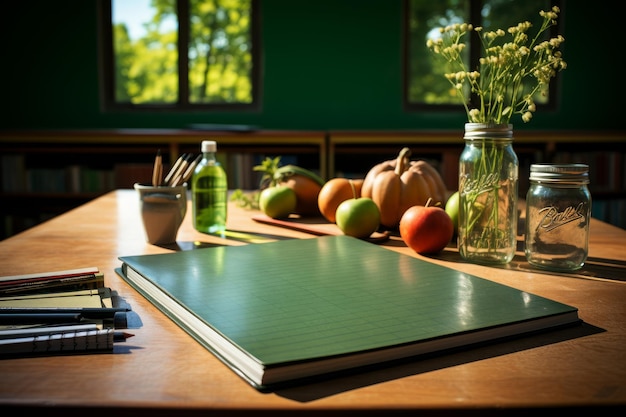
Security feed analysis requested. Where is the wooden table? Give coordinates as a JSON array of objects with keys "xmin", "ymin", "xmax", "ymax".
[{"xmin": 1, "ymin": 190, "xmax": 625, "ymax": 416}]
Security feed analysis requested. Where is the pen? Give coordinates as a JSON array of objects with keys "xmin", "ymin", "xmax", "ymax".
[
  {"xmin": 152, "ymin": 149, "xmax": 163, "ymax": 186},
  {"xmin": 0, "ymin": 311, "xmax": 129, "ymax": 328},
  {"xmin": 0, "ymin": 307, "xmax": 130, "ymax": 318},
  {"xmin": 0, "ymin": 307, "xmax": 130, "ymax": 327},
  {"xmin": 0, "ymin": 313, "xmax": 82, "ymax": 325},
  {"xmin": 164, "ymin": 153, "xmax": 186, "ymax": 185}
]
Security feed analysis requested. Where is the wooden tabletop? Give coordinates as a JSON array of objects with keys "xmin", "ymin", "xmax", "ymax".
[{"xmin": 1, "ymin": 190, "xmax": 625, "ymax": 416}]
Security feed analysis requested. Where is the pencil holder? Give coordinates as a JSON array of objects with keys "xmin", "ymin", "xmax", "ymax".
[{"xmin": 134, "ymin": 183, "xmax": 187, "ymax": 245}]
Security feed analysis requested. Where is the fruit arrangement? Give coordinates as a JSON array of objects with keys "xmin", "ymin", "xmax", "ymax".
[
  {"xmin": 250, "ymin": 156, "xmax": 325, "ymax": 218},
  {"xmin": 251, "ymin": 149, "xmax": 456, "ymax": 251}
]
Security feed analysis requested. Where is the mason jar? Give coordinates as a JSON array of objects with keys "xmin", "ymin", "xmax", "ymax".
[
  {"xmin": 458, "ymin": 123, "xmax": 519, "ymax": 265},
  {"xmin": 524, "ymin": 163, "xmax": 591, "ymax": 271}
]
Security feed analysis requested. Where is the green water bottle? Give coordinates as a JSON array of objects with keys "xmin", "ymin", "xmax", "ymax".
[{"xmin": 192, "ymin": 140, "xmax": 228, "ymax": 234}]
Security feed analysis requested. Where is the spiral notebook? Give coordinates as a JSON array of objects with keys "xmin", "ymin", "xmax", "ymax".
[{"xmin": 117, "ymin": 235, "xmax": 580, "ymax": 390}]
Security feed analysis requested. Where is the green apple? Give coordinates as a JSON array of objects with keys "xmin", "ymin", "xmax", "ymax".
[
  {"xmin": 445, "ymin": 191, "xmax": 459, "ymax": 233},
  {"xmin": 335, "ymin": 197, "xmax": 380, "ymax": 239},
  {"xmin": 259, "ymin": 186, "xmax": 297, "ymax": 219}
]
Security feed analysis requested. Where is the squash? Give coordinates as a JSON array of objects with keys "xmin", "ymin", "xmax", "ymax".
[{"xmin": 361, "ymin": 147, "xmax": 448, "ymax": 229}]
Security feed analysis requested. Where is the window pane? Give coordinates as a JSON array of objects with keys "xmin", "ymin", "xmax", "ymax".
[
  {"xmin": 112, "ymin": 0, "xmax": 178, "ymax": 104},
  {"xmin": 188, "ymin": 0, "xmax": 253, "ymax": 104},
  {"xmin": 407, "ymin": 0, "xmax": 557, "ymax": 106},
  {"xmin": 407, "ymin": 0, "xmax": 470, "ymax": 105},
  {"xmin": 481, "ymin": 0, "xmax": 554, "ymax": 104}
]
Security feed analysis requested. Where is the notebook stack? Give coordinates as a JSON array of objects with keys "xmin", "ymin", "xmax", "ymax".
[{"xmin": 0, "ymin": 267, "xmax": 134, "ymax": 356}]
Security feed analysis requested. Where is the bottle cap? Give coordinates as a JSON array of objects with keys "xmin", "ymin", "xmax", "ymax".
[{"xmin": 201, "ymin": 140, "xmax": 217, "ymax": 152}]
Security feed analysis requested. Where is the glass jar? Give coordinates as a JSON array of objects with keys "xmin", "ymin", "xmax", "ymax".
[
  {"xmin": 524, "ymin": 163, "xmax": 591, "ymax": 271},
  {"xmin": 458, "ymin": 123, "xmax": 519, "ymax": 265}
]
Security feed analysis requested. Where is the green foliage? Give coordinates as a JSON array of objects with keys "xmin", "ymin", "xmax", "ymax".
[
  {"xmin": 230, "ymin": 189, "xmax": 260, "ymax": 209},
  {"xmin": 252, "ymin": 156, "xmax": 282, "ymax": 188},
  {"xmin": 113, "ymin": 0, "xmax": 253, "ymax": 105},
  {"xmin": 407, "ymin": 0, "xmax": 470, "ymax": 105},
  {"xmin": 189, "ymin": 0, "xmax": 253, "ymax": 103},
  {"xmin": 407, "ymin": 0, "xmax": 555, "ymax": 106},
  {"xmin": 230, "ymin": 155, "xmax": 283, "ymax": 209},
  {"xmin": 114, "ymin": 24, "xmax": 134, "ymax": 102}
]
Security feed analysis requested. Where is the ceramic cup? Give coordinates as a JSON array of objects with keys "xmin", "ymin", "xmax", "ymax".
[{"xmin": 134, "ymin": 183, "xmax": 187, "ymax": 245}]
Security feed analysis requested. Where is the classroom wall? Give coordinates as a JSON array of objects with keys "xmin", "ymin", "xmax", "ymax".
[{"xmin": 1, "ymin": 0, "xmax": 622, "ymax": 132}]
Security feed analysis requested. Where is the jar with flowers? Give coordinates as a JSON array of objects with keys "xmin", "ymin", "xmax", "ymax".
[{"xmin": 426, "ymin": 6, "xmax": 567, "ymax": 264}]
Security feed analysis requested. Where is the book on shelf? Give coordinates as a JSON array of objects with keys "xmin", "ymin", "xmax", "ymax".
[
  {"xmin": 117, "ymin": 235, "xmax": 580, "ymax": 390},
  {"xmin": 0, "ymin": 156, "xmax": 117, "ymax": 194},
  {"xmin": 0, "ymin": 154, "xmax": 26, "ymax": 192},
  {"xmin": 114, "ymin": 163, "xmax": 156, "ymax": 189}
]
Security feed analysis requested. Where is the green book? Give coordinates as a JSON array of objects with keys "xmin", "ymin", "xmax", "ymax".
[{"xmin": 117, "ymin": 235, "xmax": 580, "ymax": 390}]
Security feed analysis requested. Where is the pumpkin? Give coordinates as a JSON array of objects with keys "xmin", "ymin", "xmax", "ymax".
[{"xmin": 361, "ymin": 147, "xmax": 448, "ymax": 229}]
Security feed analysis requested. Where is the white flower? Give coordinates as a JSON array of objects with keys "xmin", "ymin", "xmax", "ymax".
[{"xmin": 426, "ymin": 7, "xmax": 566, "ymax": 124}]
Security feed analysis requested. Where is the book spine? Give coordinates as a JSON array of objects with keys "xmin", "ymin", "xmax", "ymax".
[{"xmin": 0, "ymin": 273, "xmax": 104, "ymax": 295}]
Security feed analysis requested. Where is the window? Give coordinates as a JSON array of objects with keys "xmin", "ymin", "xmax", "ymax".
[
  {"xmin": 405, "ymin": 0, "xmax": 561, "ymax": 110},
  {"xmin": 100, "ymin": 0, "xmax": 260, "ymax": 111}
]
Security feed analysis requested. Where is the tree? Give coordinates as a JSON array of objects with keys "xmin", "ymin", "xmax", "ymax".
[{"xmin": 113, "ymin": 0, "xmax": 253, "ymax": 105}]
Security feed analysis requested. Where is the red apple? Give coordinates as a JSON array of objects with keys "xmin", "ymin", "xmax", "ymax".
[{"xmin": 399, "ymin": 201, "xmax": 454, "ymax": 254}]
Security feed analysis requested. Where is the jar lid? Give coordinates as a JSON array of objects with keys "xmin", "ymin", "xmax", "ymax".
[
  {"xmin": 464, "ymin": 123, "xmax": 513, "ymax": 140},
  {"xmin": 529, "ymin": 163, "xmax": 589, "ymax": 184}
]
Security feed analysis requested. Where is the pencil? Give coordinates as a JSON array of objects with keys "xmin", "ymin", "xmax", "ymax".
[
  {"xmin": 180, "ymin": 154, "xmax": 202, "ymax": 185},
  {"xmin": 114, "ymin": 331, "xmax": 135, "ymax": 342},
  {"xmin": 164, "ymin": 153, "xmax": 186, "ymax": 185},
  {"xmin": 170, "ymin": 153, "xmax": 194, "ymax": 187},
  {"xmin": 152, "ymin": 149, "xmax": 163, "ymax": 186}
]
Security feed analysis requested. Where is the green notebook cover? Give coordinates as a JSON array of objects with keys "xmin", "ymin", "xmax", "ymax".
[{"xmin": 117, "ymin": 235, "xmax": 579, "ymax": 389}]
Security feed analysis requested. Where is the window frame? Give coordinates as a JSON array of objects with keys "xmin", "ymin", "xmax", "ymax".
[
  {"xmin": 98, "ymin": 0, "xmax": 262, "ymax": 112},
  {"xmin": 403, "ymin": 0, "xmax": 563, "ymax": 113}
]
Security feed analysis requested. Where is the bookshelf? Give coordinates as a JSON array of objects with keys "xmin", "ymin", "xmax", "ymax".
[
  {"xmin": 0, "ymin": 129, "xmax": 326, "ymax": 239},
  {"xmin": 1, "ymin": 129, "xmax": 625, "ymax": 239}
]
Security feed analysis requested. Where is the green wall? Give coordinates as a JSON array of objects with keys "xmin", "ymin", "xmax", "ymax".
[{"xmin": 1, "ymin": 0, "xmax": 622, "ymax": 131}]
